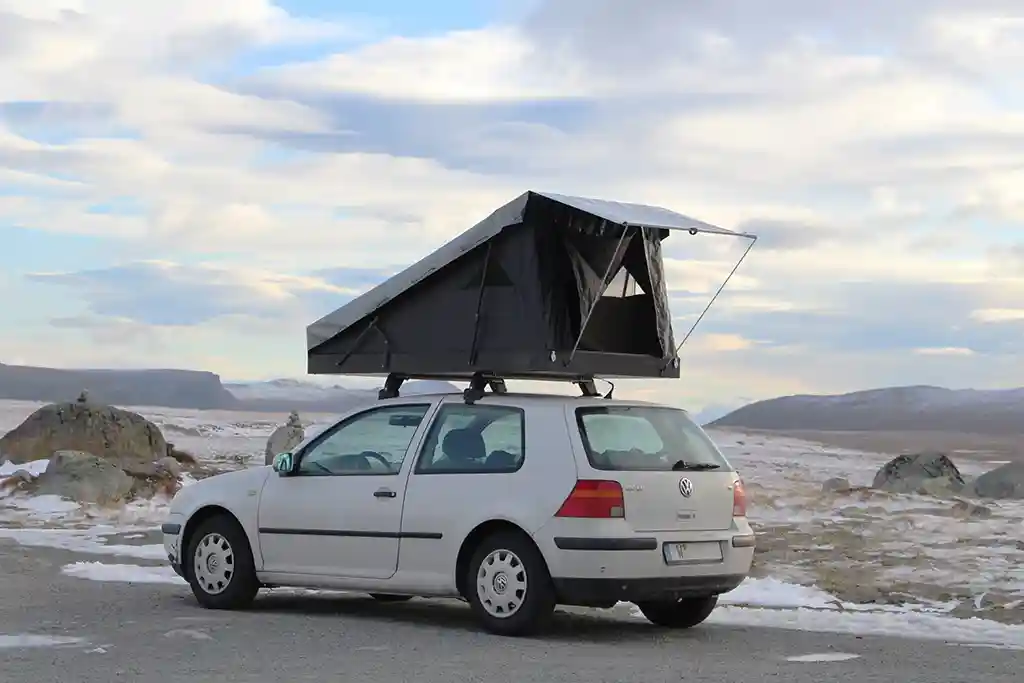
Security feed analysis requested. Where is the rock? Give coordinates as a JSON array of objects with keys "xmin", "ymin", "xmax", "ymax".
[
  {"xmin": 0, "ymin": 468, "xmax": 36, "ymax": 493},
  {"xmin": 33, "ymin": 450, "xmax": 134, "ymax": 505},
  {"xmin": 156, "ymin": 456, "xmax": 183, "ymax": 479},
  {"xmin": 951, "ymin": 499, "xmax": 992, "ymax": 519},
  {"xmin": 264, "ymin": 411, "xmax": 305, "ymax": 466},
  {"xmin": 968, "ymin": 461, "xmax": 1024, "ymax": 500},
  {"xmin": 822, "ymin": 477, "xmax": 852, "ymax": 493},
  {"xmin": 165, "ymin": 443, "xmax": 198, "ymax": 467},
  {"xmin": 0, "ymin": 400, "xmax": 167, "ymax": 465},
  {"xmin": 872, "ymin": 452, "xmax": 966, "ymax": 495},
  {"xmin": 120, "ymin": 456, "xmax": 183, "ymax": 499},
  {"xmin": 919, "ymin": 477, "xmax": 960, "ymax": 497}
]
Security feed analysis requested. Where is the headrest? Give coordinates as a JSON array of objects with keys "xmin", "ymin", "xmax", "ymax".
[{"xmin": 442, "ymin": 428, "xmax": 486, "ymax": 462}]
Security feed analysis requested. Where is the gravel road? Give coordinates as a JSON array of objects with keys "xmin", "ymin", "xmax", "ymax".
[{"xmin": 0, "ymin": 539, "xmax": 1020, "ymax": 682}]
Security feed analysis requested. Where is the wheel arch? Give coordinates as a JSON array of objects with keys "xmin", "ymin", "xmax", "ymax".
[
  {"xmin": 180, "ymin": 505, "xmax": 248, "ymax": 580},
  {"xmin": 454, "ymin": 519, "xmax": 550, "ymax": 598}
]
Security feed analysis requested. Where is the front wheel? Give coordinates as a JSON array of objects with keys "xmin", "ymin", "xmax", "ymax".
[
  {"xmin": 635, "ymin": 595, "xmax": 719, "ymax": 629},
  {"xmin": 465, "ymin": 531, "xmax": 556, "ymax": 637},
  {"xmin": 186, "ymin": 515, "xmax": 259, "ymax": 610}
]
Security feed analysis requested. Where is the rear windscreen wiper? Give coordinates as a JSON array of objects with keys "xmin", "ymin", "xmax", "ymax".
[{"xmin": 670, "ymin": 461, "xmax": 721, "ymax": 471}]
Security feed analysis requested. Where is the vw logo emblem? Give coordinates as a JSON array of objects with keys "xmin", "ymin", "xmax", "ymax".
[{"xmin": 678, "ymin": 477, "xmax": 694, "ymax": 497}]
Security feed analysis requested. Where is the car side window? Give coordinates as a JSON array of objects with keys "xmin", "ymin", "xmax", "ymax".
[
  {"xmin": 297, "ymin": 404, "xmax": 430, "ymax": 476},
  {"xmin": 415, "ymin": 404, "xmax": 525, "ymax": 474}
]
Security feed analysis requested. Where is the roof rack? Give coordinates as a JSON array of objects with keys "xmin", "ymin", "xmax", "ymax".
[{"xmin": 378, "ymin": 371, "xmax": 608, "ymax": 404}]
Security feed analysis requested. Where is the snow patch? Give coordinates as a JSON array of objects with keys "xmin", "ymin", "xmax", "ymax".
[
  {"xmin": 785, "ymin": 653, "xmax": 861, "ymax": 662},
  {"xmin": 0, "ymin": 458, "xmax": 49, "ymax": 478},
  {"xmin": 0, "ymin": 528, "xmax": 165, "ymax": 560},
  {"xmin": 62, "ymin": 561, "xmax": 185, "ymax": 585},
  {"xmin": 706, "ymin": 606, "xmax": 1024, "ymax": 650},
  {"xmin": 0, "ymin": 634, "xmax": 86, "ymax": 648},
  {"xmin": 721, "ymin": 577, "xmax": 839, "ymax": 610}
]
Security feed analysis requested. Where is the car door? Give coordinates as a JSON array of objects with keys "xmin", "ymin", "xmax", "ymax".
[
  {"xmin": 398, "ymin": 399, "xmax": 531, "ymax": 589},
  {"xmin": 257, "ymin": 401, "xmax": 436, "ymax": 579}
]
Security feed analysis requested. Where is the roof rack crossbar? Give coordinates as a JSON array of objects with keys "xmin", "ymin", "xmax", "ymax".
[{"xmin": 375, "ymin": 371, "xmax": 609, "ymax": 402}]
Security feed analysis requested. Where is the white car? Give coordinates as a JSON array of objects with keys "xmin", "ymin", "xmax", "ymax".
[{"xmin": 162, "ymin": 392, "xmax": 755, "ymax": 636}]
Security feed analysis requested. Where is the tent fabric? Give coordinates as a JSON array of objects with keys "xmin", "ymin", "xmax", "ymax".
[{"xmin": 306, "ymin": 191, "xmax": 749, "ymax": 381}]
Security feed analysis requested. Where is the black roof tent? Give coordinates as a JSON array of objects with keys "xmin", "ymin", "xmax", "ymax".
[{"xmin": 306, "ymin": 191, "xmax": 756, "ymax": 398}]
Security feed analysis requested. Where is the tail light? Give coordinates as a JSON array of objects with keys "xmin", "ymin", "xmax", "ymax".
[
  {"xmin": 732, "ymin": 478, "xmax": 747, "ymax": 517},
  {"xmin": 555, "ymin": 480, "xmax": 625, "ymax": 519}
]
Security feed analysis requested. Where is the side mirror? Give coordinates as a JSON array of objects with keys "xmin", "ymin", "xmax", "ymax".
[{"xmin": 272, "ymin": 452, "xmax": 295, "ymax": 476}]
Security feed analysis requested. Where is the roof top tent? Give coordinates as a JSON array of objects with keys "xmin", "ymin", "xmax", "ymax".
[{"xmin": 306, "ymin": 191, "xmax": 756, "ymax": 399}]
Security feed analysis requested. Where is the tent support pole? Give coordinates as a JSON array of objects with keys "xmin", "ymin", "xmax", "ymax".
[
  {"xmin": 468, "ymin": 241, "xmax": 493, "ymax": 366},
  {"xmin": 335, "ymin": 316, "xmax": 382, "ymax": 369},
  {"xmin": 665, "ymin": 235, "xmax": 757, "ymax": 370},
  {"xmin": 566, "ymin": 226, "xmax": 631, "ymax": 365}
]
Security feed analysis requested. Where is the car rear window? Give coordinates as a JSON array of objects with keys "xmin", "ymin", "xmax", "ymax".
[{"xmin": 575, "ymin": 406, "xmax": 732, "ymax": 472}]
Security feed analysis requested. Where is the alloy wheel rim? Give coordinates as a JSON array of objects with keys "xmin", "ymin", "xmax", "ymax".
[
  {"xmin": 193, "ymin": 532, "xmax": 235, "ymax": 595},
  {"xmin": 476, "ymin": 548, "xmax": 528, "ymax": 618}
]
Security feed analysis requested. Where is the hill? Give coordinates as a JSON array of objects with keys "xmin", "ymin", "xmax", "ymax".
[
  {"xmin": 224, "ymin": 378, "xmax": 458, "ymax": 413},
  {"xmin": 708, "ymin": 385, "xmax": 1024, "ymax": 435},
  {"xmin": 0, "ymin": 363, "xmax": 458, "ymax": 413},
  {"xmin": 0, "ymin": 362, "xmax": 239, "ymax": 410}
]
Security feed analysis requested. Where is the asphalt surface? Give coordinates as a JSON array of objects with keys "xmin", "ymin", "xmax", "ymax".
[{"xmin": 0, "ymin": 538, "xmax": 1020, "ymax": 682}]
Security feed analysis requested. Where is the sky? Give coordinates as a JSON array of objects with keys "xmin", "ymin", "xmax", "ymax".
[{"xmin": 1, "ymin": 0, "xmax": 1023, "ymax": 413}]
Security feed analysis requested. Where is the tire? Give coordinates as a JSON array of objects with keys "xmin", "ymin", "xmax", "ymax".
[
  {"xmin": 185, "ymin": 514, "xmax": 259, "ymax": 610},
  {"xmin": 465, "ymin": 531, "xmax": 555, "ymax": 637},
  {"xmin": 635, "ymin": 595, "xmax": 719, "ymax": 629},
  {"xmin": 370, "ymin": 593, "xmax": 413, "ymax": 603}
]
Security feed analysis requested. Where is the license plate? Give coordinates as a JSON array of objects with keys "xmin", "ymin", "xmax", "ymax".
[{"xmin": 663, "ymin": 542, "xmax": 724, "ymax": 564}]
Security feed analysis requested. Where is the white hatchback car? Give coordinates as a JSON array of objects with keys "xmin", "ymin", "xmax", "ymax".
[{"xmin": 162, "ymin": 392, "xmax": 755, "ymax": 636}]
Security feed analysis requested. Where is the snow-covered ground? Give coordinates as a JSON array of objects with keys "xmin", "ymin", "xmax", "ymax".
[
  {"xmin": 2, "ymin": 399, "xmax": 1023, "ymax": 649},
  {"xmin": 711, "ymin": 430, "xmax": 1024, "ymax": 619}
]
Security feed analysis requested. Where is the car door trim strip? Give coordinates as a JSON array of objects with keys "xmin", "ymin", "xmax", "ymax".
[{"xmin": 258, "ymin": 527, "xmax": 442, "ymax": 540}]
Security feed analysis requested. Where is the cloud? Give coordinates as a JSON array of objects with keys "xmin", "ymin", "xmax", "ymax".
[
  {"xmin": 914, "ymin": 347, "xmax": 975, "ymax": 356},
  {"xmin": 2, "ymin": 1, "xmax": 1024, "ymax": 405},
  {"xmin": 26, "ymin": 261, "xmax": 365, "ymax": 326}
]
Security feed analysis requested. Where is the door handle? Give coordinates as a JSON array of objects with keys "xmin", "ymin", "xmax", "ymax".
[{"xmin": 374, "ymin": 488, "xmax": 396, "ymax": 499}]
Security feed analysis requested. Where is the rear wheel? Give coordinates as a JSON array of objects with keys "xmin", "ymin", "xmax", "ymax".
[
  {"xmin": 370, "ymin": 593, "xmax": 413, "ymax": 603},
  {"xmin": 186, "ymin": 515, "xmax": 259, "ymax": 610},
  {"xmin": 635, "ymin": 595, "xmax": 718, "ymax": 629},
  {"xmin": 465, "ymin": 531, "xmax": 555, "ymax": 636}
]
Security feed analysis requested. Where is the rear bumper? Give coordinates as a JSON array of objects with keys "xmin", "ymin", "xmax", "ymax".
[
  {"xmin": 536, "ymin": 521, "xmax": 756, "ymax": 581},
  {"xmin": 554, "ymin": 574, "xmax": 745, "ymax": 605}
]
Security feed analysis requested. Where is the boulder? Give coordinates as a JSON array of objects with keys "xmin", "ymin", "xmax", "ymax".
[
  {"xmin": 264, "ymin": 411, "xmax": 305, "ymax": 466},
  {"xmin": 165, "ymin": 442, "xmax": 198, "ymax": 467},
  {"xmin": 821, "ymin": 477, "xmax": 852, "ymax": 493},
  {"xmin": 33, "ymin": 450, "xmax": 134, "ymax": 505},
  {"xmin": 125, "ymin": 456, "xmax": 183, "ymax": 499},
  {"xmin": 0, "ymin": 400, "xmax": 167, "ymax": 465},
  {"xmin": 872, "ymin": 452, "xmax": 966, "ymax": 495},
  {"xmin": 0, "ymin": 468, "xmax": 35, "ymax": 493},
  {"xmin": 968, "ymin": 461, "xmax": 1024, "ymax": 500},
  {"xmin": 951, "ymin": 498, "xmax": 992, "ymax": 519}
]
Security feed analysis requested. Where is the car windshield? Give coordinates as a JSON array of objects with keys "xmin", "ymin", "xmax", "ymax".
[{"xmin": 575, "ymin": 406, "xmax": 732, "ymax": 472}]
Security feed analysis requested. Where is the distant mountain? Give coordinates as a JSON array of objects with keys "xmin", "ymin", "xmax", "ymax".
[
  {"xmin": 690, "ymin": 403, "xmax": 742, "ymax": 426},
  {"xmin": 709, "ymin": 385, "xmax": 1024, "ymax": 435},
  {"xmin": 225, "ymin": 378, "xmax": 459, "ymax": 413},
  {"xmin": 0, "ymin": 362, "xmax": 239, "ymax": 410},
  {"xmin": 0, "ymin": 363, "xmax": 459, "ymax": 413}
]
